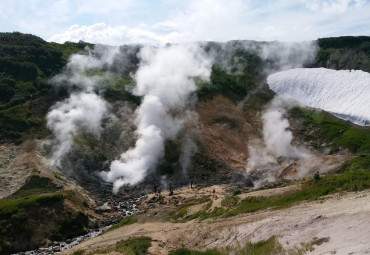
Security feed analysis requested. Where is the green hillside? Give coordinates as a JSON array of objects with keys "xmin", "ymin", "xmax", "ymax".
[{"xmin": 0, "ymin": 32, "xmax": 91, "ymax": 143}]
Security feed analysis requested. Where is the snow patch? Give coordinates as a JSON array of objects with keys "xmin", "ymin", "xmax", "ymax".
[{"xmin": 267, "ymin": 68, "xmax": 370, "ymax": 126}]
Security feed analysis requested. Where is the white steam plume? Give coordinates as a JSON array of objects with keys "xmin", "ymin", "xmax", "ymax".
[
  {"xmin": 47, "ymin": 93, "xmax": 108, "ymax": 166},
  {"xmin": 100, "ymin": 44, "xmax": 212, "ymax": 193},
  {"xmin": 51, "ymin": 45, "xmax": 120, "ymax": 92},
  {"xmin": 267, "ymin": 68, "xmax": 370, "ymax": 126},
  {"xmin": 262, "ymin": 97, "xmax": 310, "ymax": 159},
  {"xmin": 47, "ymin": 46, "xmax": 120, "ymax": 165},
  {"xmin": 246, "ymin": 97, "xmax": 311, "ymax": 175},
  {"xmin": 180, "ymin": 134, "xmax": 198, "ymax": 178},
  {"xmin": 259, "ymin": 41, "xmax": 318, "ymax": 74}
]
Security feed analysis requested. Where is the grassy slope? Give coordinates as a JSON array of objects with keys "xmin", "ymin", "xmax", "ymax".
[
  {"xmin": 73, "ymin": 236, "xmax": 151, "ymax": 255},
  {"xmin": 0, "ymin": 32, "xmax": 91, "ymax": 143},
  {"xmin": 169, "ymin": 170, "xmax": 370, "ymax": 222},
  {"xmin": 0, "ymin": 190, "xmax": 83, "ymax": 253},
  {"xmin": 290, "ymin": 107, "xmax": 370, "ymax": 153},
  {"xmin": 289, "ymin": 107, "xmax": 370, "ymax": 171},
  {"xmin": 0, "ymin": 176, "xmax": 89, "ymax": 254},
  {"xmin": 170, "ymin": 236, "xmax": 284, "ymax": 255}
]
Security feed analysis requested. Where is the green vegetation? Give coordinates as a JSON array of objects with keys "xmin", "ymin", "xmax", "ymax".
[
  {"xmin": 221, "ymin": 195, "xmax": 240, "ymax": 208},
  {"xmin": 341, "ymin": 155, "xmax": 370, "ymax": 172},
  {"xmin": 315, "ymin": 36, "xmax": 370, "ymax": 71},
  {"xmin": 52, "ymin": 211, "xmax": 89, "ymax": 241},
  {"xmin": 318, "ymin": 36, "xmax": 370, "ymax": 49},
  {"xmin": 10, "ymin": 175, "xmax": 59, "ymax": 198},
  {"xmin": 225, "ymin": 170, "xmax": 370, "ymax": 217},
  {"xmin": 0, "ymin": 102, "xmax": 47, "ymax": 143},
  {"xmin": 50, "ymin": 41, "xmax": 92, "ymax": 61},
  {"xmin": 0, "ymin": 190, "xmax": 89, "ymax": 254},
  {"xmin": 232, "ymin": 188, "xmax": 242, "ymax": 196},
  {"xmin": 170, "ymin": 235, "xmax": 330, "ymax": 255},
  {"xmin": 183, "ymin": 201, "xmax": 213, "ymax": 221},
  {"xmin": 86, "ymin": 237, "xmax": 151, "ymax": 255},
  {"xmin": 170, "ymin": 197, "xmax": 213, "ymax": 222},
  {"xmin": 0, "ymin": 191, "xmax": 65, "ymax": 214},
  {"xmin": 0, "ymin": 32, "xmax": 93, "ymax": 143},
  {"xmin": 170, "ymin": 248, "xmax": 221, "ymax": 255},
  {"xmin": 223, "ymin": 236, "xmax": 283, "ymax": 255},
  {"xmin": 104, "ymin": 215, "xmax": 138, "ymax": 233},
  {"xmin": 102, "ymin": 74, "xmax": 140, "ymax": 104},
  {"xmin": 291, "ymin": 107, "xmax": 370, "ymax": 154},
  {"xmin": 197, "ymin": 66, "xmax": 257, "ymax": 100},
  {"xmin": 0, "ymin": 191, "xmax": 65, "ymax": 253},
  {"xmin": 170, "ymin": 236, "xmax": 283, "ymax": 255},
  {"xmin": 178, "ymin": 170, "xmax": 370, "ymax": 221}
]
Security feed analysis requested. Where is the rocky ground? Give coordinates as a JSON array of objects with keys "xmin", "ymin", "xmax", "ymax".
[{"xmin": 62, "ymin": 184, "xmax": 370, "ymax": 255}]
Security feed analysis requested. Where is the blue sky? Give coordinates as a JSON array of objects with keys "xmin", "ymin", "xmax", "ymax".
[{"xmin": 0, "ymin": 0, "xmax": 369, "ymax": 45}]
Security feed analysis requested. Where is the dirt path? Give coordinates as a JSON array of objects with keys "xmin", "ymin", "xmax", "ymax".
[{"xmin": 63, "ymin": 187, "xmax": 370, "ymax": 255}]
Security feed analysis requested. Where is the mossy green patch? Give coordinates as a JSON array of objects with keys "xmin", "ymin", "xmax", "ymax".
[
  {"xmin": 0, "ymin": 191, "xmax": 69, "ymax": 253},
  {"xmin": 0, "ymin": 192, "xmax": 66, "ymax": 214},
  {"xmin": 103, "ymin": 215, "xmax": 138, "ymax": 233},
  {"xmin": 197, "ymin": 66, "xmax": 257, "ymax": 101},
  {"xmin": 87, "ymin": 237, "xmax": 151, "ymax": 255},
  {"xmin": 52, "ymin": 211, "xmax": 89, "ymax": 240},
  {"xmin": 291, "ymin": 107, "xmax": 370, "ymax": 154},
  {"xmin": 341, "ymin": 155, "xmax": 370, "ymax": 172},
  {"xmin": 221, "ymin": 195, "xmax": 240, "ymax": 208},
  {"xmin": 11, "ymin": 175, "xmax": 60, "ymax": 198},
  {"xmin": 170, "ymin": 236, "xmax": 283, "ymax": 255}
]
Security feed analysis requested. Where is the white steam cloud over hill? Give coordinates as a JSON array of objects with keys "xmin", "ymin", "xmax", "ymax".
[
  {"xmin": 100, "ymin": 44, "xmax": 212, "ymax": 193},
  {"xmin": 267, "ymin": 68, "xmax": 370, "ymax": 126},
  {"xmin": 46, "ymin": 46, "xmax": 118, "ymax": 166}
]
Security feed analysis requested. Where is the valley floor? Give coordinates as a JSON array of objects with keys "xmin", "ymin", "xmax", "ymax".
[{"xmin": 63, "ymin": 185, "xmax": 370, "ymax": 255}]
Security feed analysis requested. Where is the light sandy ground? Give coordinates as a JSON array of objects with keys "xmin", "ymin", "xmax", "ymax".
[
  {"xmin": 63, "ymin": 186, "xmax": 370, "ymax": 255},
  {"xmin": 0, "ymin": 141, "xmax": 34, "ymax": 198}
]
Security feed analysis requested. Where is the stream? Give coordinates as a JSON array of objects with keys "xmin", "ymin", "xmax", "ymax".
[{"xmin": 13, "ymin": 196, "xmax": 145, "ymax": 255}]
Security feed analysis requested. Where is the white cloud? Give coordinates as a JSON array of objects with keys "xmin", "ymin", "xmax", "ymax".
[
  {"xmin": 0, "ymin": 0, "xmax": 135, "ymax": 36},
  {"xmin": 49, "ymin": 23, "xmax": 180, "ymax": 45},
  {"xmin": 76, "ymin": 0, "xmax": 135, "ymax": 15},
  {"xmin": 304, "ymin": 0, "xmax": 366, "ymax": 14},
  {"xmin": 153, "ymin": 21, "xmax": 178, "ymax": 31},
  {"xmin": 2, "ymin": 0, "xmax": 370, "ymax": 44}
]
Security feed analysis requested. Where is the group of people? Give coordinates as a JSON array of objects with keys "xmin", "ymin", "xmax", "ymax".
[
  {"xmin": 154, "ymin": 183, "xmax": 174, "ymax": 196},
  {"xmin": 153, "ymin": 172, "xmax": 320, "ymax": 199}
]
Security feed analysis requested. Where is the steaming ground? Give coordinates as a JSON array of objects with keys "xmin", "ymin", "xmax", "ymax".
[
  {"xmin": 267, "ymin": 68, "xmax": 370, "ymax": 126},
  {"xmin": 246, "ymin": 96, "xmax": 312, "ymax": 185},
  {"xmin": 44, "ymin": 40, "xmax": 319, "ymax": 194},
  {"xmin": 100, "ymin": 44, "xmax": 212, "ymax": 193},
  {"xmin": 44, "ymin": 42, "xmax": 214, "ymax": 193}
]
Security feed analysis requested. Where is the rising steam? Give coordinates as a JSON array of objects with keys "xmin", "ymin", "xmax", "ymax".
[
  {"xmin": 100, "ymin": 44, "xmax": 212, "ymax": 193},
  {"xmin": 262, "ymin": 97, "xmax": 310, "ymax": 159},
  {"xmin": 47, "ymin": 93, "xmax": 108, "ymax": 166},
  {"xmin": 246, "ymin": 97, "xmax": 311, "ymax": 177},
  {"xmin": 47, "ymin": 46, "xmax": 119, "ymax": 166}
]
